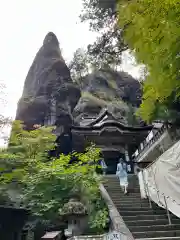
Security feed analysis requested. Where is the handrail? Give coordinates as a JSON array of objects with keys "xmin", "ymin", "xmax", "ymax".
[
  {"xmin": 142, "ymin": 171, "xmax": 171, "ymax": 225},
  {"xmin": 144, "ymin": 184, "xmax": 180, "ymax": 207},
  {"xmin": 141, "ymin": 135, "xmax": 178, "ymax": 171},
  {"xmin": 141, "ymin": 169, "xmax": 180, "ymax": 225},
  {"xmin": 133, "ymin": 124, "xmax": 171, "ymax": 161}
]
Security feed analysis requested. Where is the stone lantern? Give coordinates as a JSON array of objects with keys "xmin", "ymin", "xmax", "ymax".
[{"xmin": 59, "ymin": 198, "xmax": 88, "ymax": 237}]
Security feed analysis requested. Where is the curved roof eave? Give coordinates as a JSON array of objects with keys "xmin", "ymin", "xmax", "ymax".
[{"xmin": 72, "ymin": 120, "xmax": 153, "ymax": 132}]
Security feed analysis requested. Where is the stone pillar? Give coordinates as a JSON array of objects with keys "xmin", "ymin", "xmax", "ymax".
[
  {"xmin": 139, "ymin": 171, "xmax": 147, "ymax": 199},
  {"xmin": 125, "ymin": 145, "xmax": 132, "ymax": 173},
  {"xmin": 125, "ymin": 145, "xmax": 130, "ymax": 162}
]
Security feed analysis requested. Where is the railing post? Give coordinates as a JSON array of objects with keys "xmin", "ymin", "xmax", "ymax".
[
  {"xmin": 163, "ymin": 195, "xmax": 172, "ymax": 225},
  {"xmin": 151, "ymin": 169, "xmax": 161, "ymax": 204},
  {"xmin": 142, "ymin": 171, "xmax": 152, "ymax": 208},
  {"xmin": 145, "ymin": 183, "xmax": 152, "ymax": 209}
]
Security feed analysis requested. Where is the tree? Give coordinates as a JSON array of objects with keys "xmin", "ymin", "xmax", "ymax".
[
  {"xmin": 126, "ymin": 104, "xmax": 140, "ymax": 126},
  {"xmin": 0, "ymin": 121, "xmax": 108, "ymax": 232},
  {"xmin": 118, "ymin": 0, "xmax": 180, "ymax": 123},
  {"xmin": 80, "ymin": 0, "xmax": 127, "ymax": 68},
  {"xmin": 0, "ymin": 115, "xmax": 11, "ymax": 132},
  {"xmin": 0, "ymin": 83, "xmax": 12, "ymax": 145},
  {"xmin": 80, "ymin": 0, "xmax": 116, "ymax": 31},
  {"xmin": 69, "ymin": 48, "xmax": 89, "ymax": 84}
]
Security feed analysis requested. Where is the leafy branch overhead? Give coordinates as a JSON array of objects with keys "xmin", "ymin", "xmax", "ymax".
[
  {"xmin": 80, "ymin": 0, "xmax": 127, "ymax": 69},
  {"xmin": 118, "ymin": 0, "xmax": 180, "ymax": 123}
]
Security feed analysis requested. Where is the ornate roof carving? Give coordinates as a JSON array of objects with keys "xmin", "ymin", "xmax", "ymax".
[{"xmin": 72, "ymin": 108, "xmax": 153, "ymax": 132}]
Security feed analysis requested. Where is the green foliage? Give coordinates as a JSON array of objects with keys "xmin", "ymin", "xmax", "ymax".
[
  {"xmin": 88, "ymin": 207, "xmax": 109, "ymax": 235},
  {"xmin": 108, "ymin": 79, "xmax": 118, "ymax": 90},
  {"xmin": 81, "ymin": 92, "xmax": 108, "ymax": 106},
  {"xmin": 80, "ymin": 0, "xmax": 116, "ymax": 31},
  {"xmin": 0, "ymin": 83, "xmax": 12, "ymax": 144},
  {"xmin": 80, "ymin": 0, "xmax": 126, "ymax": 68},
  {"xmin": 69, "ymin": 48, "xmax": 89, "ymax": 84},
  {"xmin": 126, "ymin": 104, "xmax": 139, "ymax": 126},
  {"xmin": 118, "ymin": 0, "xmax": 180, "ymax": 122},
  {"xmin": 82, "ymin": 91, "xmax": 121, "ymax": 106},
  {"xmin": 0, "ymin": 115, "xmax": 11, "ymax": 129},
  {"xmin": 0, "ymin": 121, "xmax": 108, "ymax": 232}
]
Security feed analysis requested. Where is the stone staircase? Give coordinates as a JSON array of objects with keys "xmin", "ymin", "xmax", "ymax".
[
  {"xmin": 69, "ymin": 235, "xmax": 104, "ymax": 240},
  {"xmin": 103, "ymin": 175, "xmax": 180, "ymax": 240}
]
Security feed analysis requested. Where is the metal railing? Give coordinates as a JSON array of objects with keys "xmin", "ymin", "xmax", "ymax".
[
  {"xmin": 133, "ymin": 124, "xmax": 171, "ymax": 161},
  {"xmin": 141, "ymin": 169, "xmax": 180, "ymax": 225}
]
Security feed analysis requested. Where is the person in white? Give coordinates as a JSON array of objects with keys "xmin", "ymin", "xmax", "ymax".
[{"xmin": 116, "ymin": 158, "xmax": 128, "ymax": 194}]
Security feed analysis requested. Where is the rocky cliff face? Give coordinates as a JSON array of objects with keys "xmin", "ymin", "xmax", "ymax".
[
  {"xmin": 16, "ymin": 32, "xmax": 81, "ymax": 130},
  {"xmin": 73, "ymin": 69, "xmax": 142, "ymax": 126},
  {"xmin": 16, "ymin": 33, "xmax": 142, "ymax": 132}
]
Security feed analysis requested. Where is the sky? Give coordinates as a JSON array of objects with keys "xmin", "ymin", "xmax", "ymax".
[{"xmin": 0, "ymin": 0, "xmax": 140, "ymax": 144}]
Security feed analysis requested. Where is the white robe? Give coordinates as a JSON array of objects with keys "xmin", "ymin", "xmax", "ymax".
[{"xmin": 116, "ymin": 163, "xmax": 128, "ymax": 187}]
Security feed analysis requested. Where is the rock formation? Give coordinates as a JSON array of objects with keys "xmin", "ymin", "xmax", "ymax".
[
  {"xmin": 16, "ymin": 32, "xmax": 81, "ymax": 131},
  {"xmin": 16, "ymin": 32, "xmax": 143, "ymax": 145},
  {"xmin": 73, "ymin": 69, "xmax": 142, "ymax": 126}
]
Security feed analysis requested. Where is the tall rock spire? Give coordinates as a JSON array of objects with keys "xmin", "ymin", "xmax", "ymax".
[{"xmin": 16, "ymin": 32, "xmax": 81, "ymax": 130}]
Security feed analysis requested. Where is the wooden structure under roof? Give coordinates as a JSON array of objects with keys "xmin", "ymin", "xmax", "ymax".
[{"xmin": 71, "ymin": 109, "xmax": 153, "ymax": 174}]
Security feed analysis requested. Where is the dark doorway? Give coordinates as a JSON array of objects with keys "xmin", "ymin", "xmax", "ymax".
[
  {"xmin": 104, "ymin": 157, "xmax": 119, "ymax": 174},
  {"xmin": 103, "ymin": 151, "xmax": 124, "ymax": 175}
]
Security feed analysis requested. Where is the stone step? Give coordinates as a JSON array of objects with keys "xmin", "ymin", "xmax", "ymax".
[
  {"xmin": 103, "ymin": 183, "xmax": 118, "ymax": 185},
  {"xmin": 115, "ymin": 203, "xmax": 150, "ymax": 208},
  {"xmin": 119, "ymin": 210, "xmax": 166, "ymax": 216},
  {"xmin": 104, "ymin": 180, "xmax": 139, "ymax": 183},
  {"xmin": 111, "ymin": 198, "xmax": 142, "ymax": 202},
  {"xmin": 108, "ymin": 193, "xmax": 141, "ymax": 197},
  {"xmin": 114, "ymin": 202, "xmax": 149, "ymax": 207},
  {"xmin": 110, "ymin": 194, "xmax": 142, "ymax": 198},
  {"xmin": 132, "ymin": 230, "xmax": 180, "ymax": 239},
  {"xmin": 105, "ymin": 175, "xmax": 138, "ymax": 178},
  {"xmin": 112, "ymin": 198, "xmax": 147, "ymax": 203},
  {"xmin": 109, "ymin": 191, "xmax": 141, "ymax": 195},
  {"xmin": 107, "ymin": 188, "xmax": 139, "ymax": 191},
  {"xmin": 135, "ymin": 237, "xmax": 180, "ymax": 240},
  {"xmin": 106, "ymin": 189, "xmax": 140, "ymax": 193},
  {"xmin": 104, "ymin": 181, "xmax": 139, "ymax": 184},
  {"xmin": 117, "ymin": 208, "xmax": 167, "ymax": 213},
  {"xmin": 112, "ymin": 198, "xmax": 145, "ymax": 202},
  {"xmin": 104, "ymin": 176, "xmax": 180, "ymax": 240},
  {"xmin": 102, "ymin": 178, "xmax": 139, "ymax": 186},
  {"xmin": 113, "ymin": 199, "xmax": 146, "ymax": 202},
  {"xmin": 112, "ymin": 199, "xmax": 148, "ymax": 203},
  {"xmin": 105, "ymin": 184, "xmax": 139, "ymax": 188},
  {"xmin": 123, "ymin": 215, "xmax": 179, "ymax": 221},
  {"xmin": 126, "ymin": 219, "xmax": 180, "ymax": 227},
  {"xmin": 115, "ymin": 200, "xmax": 155, "ymax": 205},
  {"xmin": 113, "ymin": 201, "xmax": 150, "ymax": 206},
  {"xmin": 104, "ymin": 186, "xmax": 140, "ymax": 190},
  {"xmin": 104, "ymin": 183, "xmax": 139, "ymax": 186},
  {"xmin": 107, "ymin": 193, "xmax": 141, "ymax": 196},
  {"xmin": 117, "ymin": 207, "xmax": 164, "ymax": 211},
  {"xmin": 111, "ymin": 195, "xmax": 142, "ymax": 203},
  {"xmin": 130, "ymin": 224, "xmax": 180, "ymax": 233},
  {"xmin": 108, "ymin": 189, "xmax": 140, "ymax": 192},
  {"xmin": 119, "ymin": 206, "xmax": 166, "ymax": 211}
]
